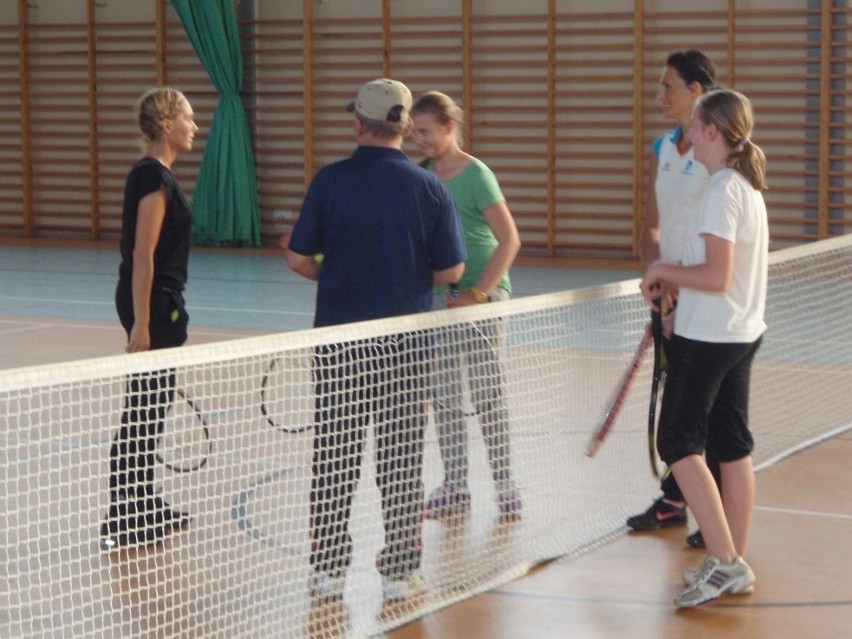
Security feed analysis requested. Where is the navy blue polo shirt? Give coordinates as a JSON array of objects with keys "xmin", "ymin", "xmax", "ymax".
[{"xmin": 289, "ymin": 146, "xmax": 466, "ymax": 328}]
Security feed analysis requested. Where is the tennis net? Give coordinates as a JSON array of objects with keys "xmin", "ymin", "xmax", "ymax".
[{"xmin": 1, "ymin": 234, "xmax": 851, "ymax": 638}]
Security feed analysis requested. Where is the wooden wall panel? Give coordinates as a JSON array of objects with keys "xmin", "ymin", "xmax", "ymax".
[
  {"xmin": 0, "ymin": 1, "xmax": 848, "ymax": 261},
  {"xmin": 0, "ymin": 23, "xmax": 23, "ymax": 234}
]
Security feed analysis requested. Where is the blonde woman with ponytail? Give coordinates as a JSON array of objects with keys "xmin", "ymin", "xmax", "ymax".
[{"xmin": 639, "ymin": 89, "xmax": 768, "ymax": 608}]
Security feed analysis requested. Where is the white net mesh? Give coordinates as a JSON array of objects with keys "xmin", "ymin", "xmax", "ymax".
[{"xmin": 2, "ymin": 235, "xmax": 851, "ymax": 638}]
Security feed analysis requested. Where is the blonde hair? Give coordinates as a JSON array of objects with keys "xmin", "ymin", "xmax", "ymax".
[
  {"xmin": 410, "ymin": 91, "xmax": 464, "ymax": 146},
  {"xmin": 697, "ymin": 89, "xmax": 767, "ymax": 191},
  {"xmin": 134, "ymin": 87, "xmax": 187, "ymax": 146}
]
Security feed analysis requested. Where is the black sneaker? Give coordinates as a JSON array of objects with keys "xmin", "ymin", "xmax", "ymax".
[
  {"xmin": 100, "ymin": 492, "xmax": 191, "ymax": 551},
  {"xmin": 147, "ymin": 495, "xmax": 192, "ymax": 531},
  {"xmin": 626, "ymin": 497, "xmax": 687, "ymax": 531},
  {"xmin": 686, "ymin": 529, "xmax": 705, "ymax": 549}
]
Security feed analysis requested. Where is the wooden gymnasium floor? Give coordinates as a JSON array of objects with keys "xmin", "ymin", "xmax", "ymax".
[{"xmin": 1, "ymin": 242, "xmax": 851, "ymax": 638}]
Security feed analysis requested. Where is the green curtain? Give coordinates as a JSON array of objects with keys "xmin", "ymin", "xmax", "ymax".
[{"xmin": 171, "ymin": 0, "xmax": 261, "ymax": 247}]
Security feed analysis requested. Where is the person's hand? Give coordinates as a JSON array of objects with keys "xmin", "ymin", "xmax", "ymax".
[
  {"xmin": 639, "ymin": 263, "xmax": 664, "ymax": 310},
  {"xmin": 640, "ymin": 262, "xmax": 680, "ymax": 312},
  {"xmin": 447, "ymin": 289, "xmax": 478, "ymax": 308},
  {"xmin": 126, "ymin": 323, "xmax": 151, "ymax": 353}
]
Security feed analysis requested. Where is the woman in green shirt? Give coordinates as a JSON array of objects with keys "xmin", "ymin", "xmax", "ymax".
[{"xmin": 411, "ymin": 91, "xmax": 523, "ymax": 518}]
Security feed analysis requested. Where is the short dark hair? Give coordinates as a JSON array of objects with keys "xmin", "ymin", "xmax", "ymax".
[{"xmin": 666, "ymin": 50, "xmax": 717, "ymax": 92}]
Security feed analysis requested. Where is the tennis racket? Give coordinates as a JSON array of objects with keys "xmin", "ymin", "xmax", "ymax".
[
  {"xmin": 460, "ymin": 320, "xmax": 500, "ymax": 417},
  {"xmin": 156, "ymin": 387, "xmax": 212, "ymax": 473},
  {"xmin": 260, "ymin": 352, "xmax": 315, "ymax": 433},
  {"xmin": 432, "ymin": 296, "xmax": 502, "ymax": 418},
  {"xmin": 647, "ymin": 308, "xmax": 666, "ymax": 478},
  {"xmin": 586, "ymin": 330, "xmax": 652, "ymax": 457}
]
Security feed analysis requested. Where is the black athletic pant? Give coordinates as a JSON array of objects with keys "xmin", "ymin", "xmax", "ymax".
[
  {"xmin": 310, "ymin": 335, "xmax": 428, "ymax": 579},
  {"xmin": 110, "ymin": 280, "xmax": 188, "ymax": 496}
]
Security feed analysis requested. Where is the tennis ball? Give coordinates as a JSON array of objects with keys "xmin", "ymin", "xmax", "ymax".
[{"xmin": 314, "ymin": 253, "xmax": 324, "ymax": 264}]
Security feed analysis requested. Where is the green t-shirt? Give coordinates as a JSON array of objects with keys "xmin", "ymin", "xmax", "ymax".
[{"xmin": 428, "ymin": 158, "xmax": 512, "ymax": 294}]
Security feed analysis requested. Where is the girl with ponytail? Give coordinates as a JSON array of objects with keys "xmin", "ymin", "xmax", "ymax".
[{"xmin": 639, "ymin": 88, "xmax": 769, "ymax": 607}]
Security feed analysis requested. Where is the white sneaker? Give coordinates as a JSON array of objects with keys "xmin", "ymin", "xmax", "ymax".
[
  {"xmin": 309, "ymin": 570, "xmax": 345, "ymax": 599},
  {"xmin": 382, "ymin": 570, "xmax": 427, "ymax": 601},
  {"xmin": 683, "ymin": 554, "xmax": 758, "ymax": 592},
  {"xmin": 675, "ymin": 556, "xmax": 755, "ymax": 608},
  {"xmin": 682, "ymin": 554, "xmax": 714, "ymax": 586}
]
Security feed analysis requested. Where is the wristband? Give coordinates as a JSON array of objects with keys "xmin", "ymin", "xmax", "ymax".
[{"xmin": 471, "ymin": 286, "xmax": 490, "ymax": 303}]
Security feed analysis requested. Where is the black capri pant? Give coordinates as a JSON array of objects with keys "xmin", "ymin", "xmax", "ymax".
[{"xmin": 656, "ymin": 334, "xmax": 762, "ymax": 466}]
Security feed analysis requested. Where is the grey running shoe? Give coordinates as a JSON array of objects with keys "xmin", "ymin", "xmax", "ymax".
[
  {"xmin": 309, "ymin": 570, "xmax": 346, "ymax": 599},
  {"xmin": 675, "ymin": 555, "xmax": 755, "ymax": 608},
  {"xmin": 382, "ymin": 569, "xmax": 427, "ymax": 601}
]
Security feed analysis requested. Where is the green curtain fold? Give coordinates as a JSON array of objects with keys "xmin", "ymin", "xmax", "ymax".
[{"xmin": 171, "ymin": 0, "xmax": 261, "ymax": 247}]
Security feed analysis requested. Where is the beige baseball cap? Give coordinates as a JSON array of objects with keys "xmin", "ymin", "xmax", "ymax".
[{"xmin": 346, "ymin": 78, "xmax": 412, "ymax": 123}]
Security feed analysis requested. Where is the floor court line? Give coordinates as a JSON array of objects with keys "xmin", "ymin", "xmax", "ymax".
[
  {"xmin": 488, "ymin": 587, "xmax": 852, "ymax": 610},
  {"xmin": 0, "ymin": 323, "xmax": 53, "ymax": 336},
  {"xmin": 753, "ymin": 505, "xmax": 852, "ymax": 520},
  {"xmin": 0, "ymin": 295, "xmax": 313, "ymax": 318}
]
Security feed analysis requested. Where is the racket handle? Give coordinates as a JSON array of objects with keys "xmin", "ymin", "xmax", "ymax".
[
  {"xmin": 449, "ymin": 283, "xmax": 461, "ymax": 298},
  {"xmin": 650, "ymin": 298, "xmax": 663, "ymax": 342}
]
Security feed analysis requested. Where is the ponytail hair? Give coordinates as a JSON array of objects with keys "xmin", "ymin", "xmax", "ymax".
[{"xmin": 696, "ymin": 89, "xmax": 767, "ymax": 191}]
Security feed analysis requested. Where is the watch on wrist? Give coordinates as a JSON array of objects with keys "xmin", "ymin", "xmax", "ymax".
[{"xmin": 471, "ymin": 286, "xmax": 490, "ymax": 303}]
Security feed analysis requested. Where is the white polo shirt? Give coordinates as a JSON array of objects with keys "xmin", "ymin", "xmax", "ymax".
[
  {"xmin": 654, "ymin": 127, "xmax": 710, "ymax": 262},
  {"xmin": 675, "ymin": 168, "xmax": 769, "ymax": 343}
]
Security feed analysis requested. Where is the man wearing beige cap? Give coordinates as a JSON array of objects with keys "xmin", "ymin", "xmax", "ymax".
[{"xmin": 287, "ymin": 78, "xmax": 467, "ymax": 603}]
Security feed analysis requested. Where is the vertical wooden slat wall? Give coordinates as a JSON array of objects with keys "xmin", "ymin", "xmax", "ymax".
[
  {"xmin": 461, "ymin": 0, "xmax": 473, "ymax": 155},
  {"xmin": 545, "ymin": 0, "xmax": 558, "ymax": 256},
  {"xmin": 473, "ymin": 11, "xmax": 551, "ymax": 253},
  {"xmin": 90, "ymin": 8, "xmax": 159, "ymax": 238},
  {"xmin": 26, "ymin": 11, "xmax": 93, "ymax": 235},
  {"xmin": 632, "ymin": 0, "xmax": 646, "ymax": 259},
  {"xmin": 85, "ymin": 0, "xmax": 100, "ymax": 239},
  {"xmin": 15, "ymin": 0, "xmax": 32, "ymax": 237},
  {"xmin": 0, "ymin": 2, "xmax": 849, "ymax": 261},
  {"xmin": 551, "ymin": 9, "xmax": 637, "ymax": 258},
  {"xmin": 726, "ymin": 0, "xmax": 737, "ymax": 86},
  {"xmin": 301, "ymin": 0, "xmax": 315, "ymax": 190},
  {"xmin": 817, "ymin": 1, "xmax": 832, "ymax": 240}
]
